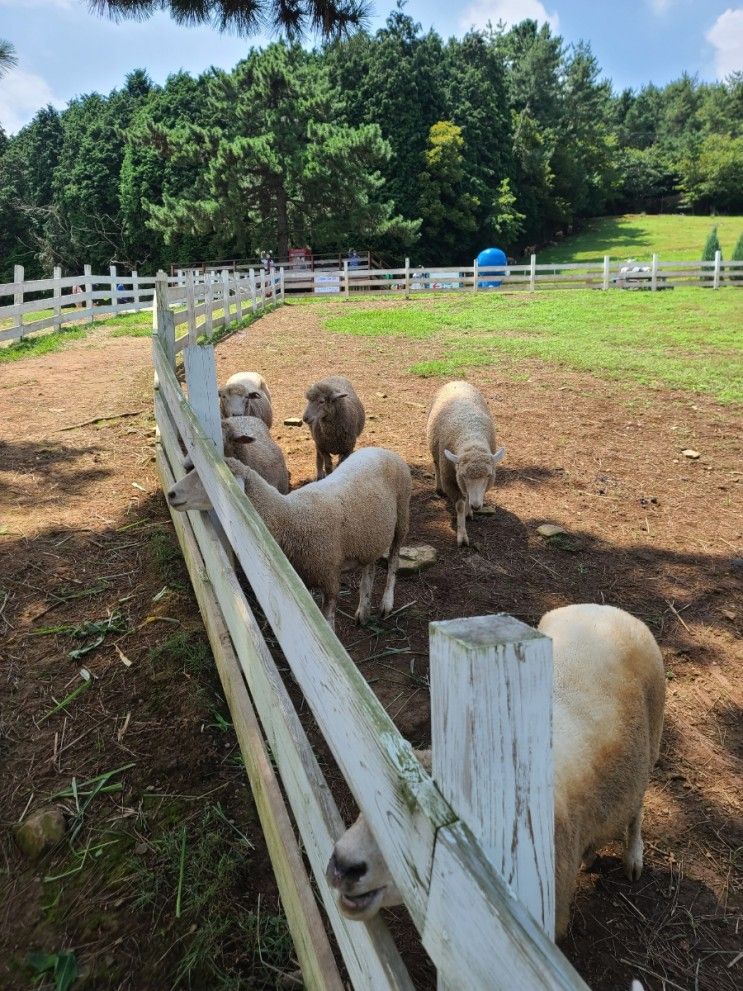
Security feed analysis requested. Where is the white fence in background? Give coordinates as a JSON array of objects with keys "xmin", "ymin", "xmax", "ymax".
[
  {"xmin": 0, "ymin": 265, "xmax": 283, "ymax": 346},
  {"xmin": 152, "ymin": 280, "xmax": 591, "ymax": 990}
]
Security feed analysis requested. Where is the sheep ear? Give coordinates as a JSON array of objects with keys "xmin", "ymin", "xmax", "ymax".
[
  {"xmin": 217, "ymin": 389, "xmax": 225, "ymax": 399},
  {"xmin": 491, "ymin": 447, "xmax": 506, "ymax": 467},
  {"xmin": 444, "ymin": 449, "xmax": 459, "ymax": 465},
  {"xmin": 182, "ymin": 454, "xmax": 194, "ymax": 471},
  {"xmin": 330, "ymin": 391, "xmax": 348, "ymax": 401},
  {"xmin": 234, "ymin": 433, "xmax": 256, "ymax": 445}
]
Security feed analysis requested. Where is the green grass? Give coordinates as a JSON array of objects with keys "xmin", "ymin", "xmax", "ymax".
[
  {"xmin": 0, "ymin": 324, "xmax": 88, "ymax": 362},
  {"xmin": 108, "ymin": 311, "xmax": 153, "ymax": 337},
  {"xmin": 324, "ymin": 288, "xmax": 743, "ymax": 403},
  {"xmin": 535, "ymin": 214, "xmax": 743, "ymax": 263}
]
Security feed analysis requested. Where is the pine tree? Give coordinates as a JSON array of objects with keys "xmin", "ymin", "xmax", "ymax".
[
  {"xmin": 701, "ymin": 226, "xmax": 721, "ymax": 261},
  {"xmin": 732, "ymin": 232, "xmax": 743, "ymax": 261}
]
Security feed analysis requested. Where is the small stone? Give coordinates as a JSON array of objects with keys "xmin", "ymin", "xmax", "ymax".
[
  {"xmin": 15, "ymin": 807, "xmax": 66, "ymax": 860},
  {"xmin": 396, "ymin": 544, "xmax": 437, "ymax": 574},
  {"xmin": 134, "ymin": 842, "xmax": 149, "ymax": 856},
  {"xmin": 376, "ymin": 392, "xmax": 387, "ymax": 399},
  {"xmin": 732, "ymin": 558, "xmax": 743, "ymax": 572},
  {"xmin": 682, "ymin": 449, "xmax": 700, "ymax": 459},
  {"xmin": 283, "ymin": 417, "xmax": 303, "ymax": 427},
  {"xmin": 721, "ymin": 609, "xmax": 736, "ymax": 621},
  {"xmin": 537, "ymin": 524, "xmax": 566, "ymax": 538},
  {"xmin": 475, "ymin": 505, "xmax": 498, "ymax": 515}
]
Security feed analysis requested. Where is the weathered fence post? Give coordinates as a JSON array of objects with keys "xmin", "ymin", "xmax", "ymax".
[
  {"xmin": 186, "ymin": 270, "xmax": 197, "ymax": 344},
  {"xmin": 184, "ymin": 345, "xmax": 223, "ymax": 458},
  {"xmin": 713, "ymin": 249, "xmax": 721, "ymax": 290},
  {"xmin": 204, "ymin": 275, "xmax": 214, "ymax": 338},
  {"xmin": 260, "ymin": 268, "xmax": 266, "ymax": 306},
  {"xmin": 405, "ymin": 256, "xmax": 411, "ymax": 295},
  {"xmin": 602, "ymin": 255, "xmax": 610, "ymax": 291},
  {"xmin": 280, "ymin": 266, "xmax": 285, "ymax": 302},
  {"xmin": 153, "ymin": 269, "xmax": 176, "ymax": 369},
  {"xmin": 529, "ymin": 253, "xmax": 537, "ymax": 292},
  {"xmin": 473, "ymin": 258, "xmax": 479, "ymax": 292},
  {"xmin": 249, "ymin": 268, "xmax": 257, "ymax": 313},
  {"xmin": 651, "ymin": 253, "xmax": 658, "ymax": 292},
  {"xmin": 85, "ymin": 264, "xmax": 94, "ymax": 322},
  {"xmin": 110, "ymin": 264, "xmax": 118, "ymax": 313},
  {"xmin": 344, "ymin": 259, "xmax": 350, "ymax": 298},
  {"xmin": 13, "ymin": 264, "xmax": 24, "ymax": 340},
  {"xmin": 221, "ymin": 269, "xmax": 230, "ymax": 325},
  {"xmin": 53, "ymin": 265, "xmax": 62, "ymax": 331},
  {"xmin": 132, "ymin": 270, "xmax": 140, "ymax": 309},
  {"xmin": 429, "ymin": 613, "xmax": 555, "ymax": 972}
]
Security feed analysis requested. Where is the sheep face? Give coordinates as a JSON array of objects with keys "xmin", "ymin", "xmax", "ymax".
[
  {"xmin": 219, "ymin": 384, "xmax": 269, "ymax": 421},
  {"xmin": 222, "ymin": 420, "xmax": 257, "ymax": 457},
  {"xmin": 444, "ymin": 446, "xmax": 505, "ymax": 510},
  {"xmin": 326, "ymin": 814, "xmax": 401, "ymax": 920},
  {"xmin": 166, "ymin": 458, "xmax": 246, "ymax": 511},
  {"xmin": 302, "ymin": 384, "xmax": 348, "ymax": 427}
]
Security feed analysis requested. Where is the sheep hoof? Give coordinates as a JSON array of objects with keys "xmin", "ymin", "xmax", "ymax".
[
  {"xmin": 354, "ymin": 608, "xmax": 370, "ymax": 626},
  {"xmin": 623, "ymin": 844, "xmax": 643, "ymax": 881},
  {"xmin": 457, "ymin": 533, "xmax": 469, "ymax": 547}
]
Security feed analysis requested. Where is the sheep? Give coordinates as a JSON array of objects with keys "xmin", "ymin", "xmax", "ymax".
[
  {"xmin": 426, "ymin": 380, "xmax": 505, "ymax": 546},
  {"xmin": 326, "ymin": 603, "xmax": 665, "ymax": 937},
  {"xmin": 221, "ymin": 415, "xmax": 290, "ymax": 494},
  {"xmin": 303, "ymin": 376, "xmax": 365, "ymax": 480},
  {"xmin": 166, "ymin": 447, "xmax": 411, "ymax": 629},
  {"xmin": 219, "ymin": 371, "xmax": 273, "ymax": 427}
]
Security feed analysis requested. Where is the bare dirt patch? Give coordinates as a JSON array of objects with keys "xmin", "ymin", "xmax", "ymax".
[{"xmin": 1, "ymin": 304, "xmax": 741, "ymax": 990}]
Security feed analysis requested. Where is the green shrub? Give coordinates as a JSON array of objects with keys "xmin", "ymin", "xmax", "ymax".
[
  {"xmin": 731, "ymin": 232, "xmax": 743, "ymax": 262},
  {"xmin": 701, "ymin": 225, "xmax": 722, "ymax": 261}
]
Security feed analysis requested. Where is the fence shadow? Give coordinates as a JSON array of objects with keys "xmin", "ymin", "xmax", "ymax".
[{"xmin": 0, "ymin": 438, "xmax": 109, "ymax": 501}]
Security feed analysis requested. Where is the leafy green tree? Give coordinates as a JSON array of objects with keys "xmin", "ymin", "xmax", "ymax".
[
  {"xmin": 490, "ymin": 178, "xmax": 524, "ymax": 245},
  {"xmin": 143, "ymin": 44, "xmax": 416, "ymax": 259},
  {"xmin": 418, "ymin": 122, "xmax": 479, "ymax": 262},
  {"xmin": 90, "ymin": 0, "xmax": 370, "ymax": 38},
  {"xmin": 680, "ymin": 134, "xmax": 743, "ymax": 213},
  {"xmin": 701, "ymin": 226, "xmax": 721, "ymax": 262}
]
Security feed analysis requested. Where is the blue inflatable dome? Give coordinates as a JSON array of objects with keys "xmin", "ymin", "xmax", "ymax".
[{"xmin": 476, "ymin": 247, "xmax": 507, "ymax": 288}]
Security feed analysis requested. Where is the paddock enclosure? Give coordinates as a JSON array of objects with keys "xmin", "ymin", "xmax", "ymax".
[{"xmin": 1, "ymin": 283, "xmax": 740, "ymax": 991}]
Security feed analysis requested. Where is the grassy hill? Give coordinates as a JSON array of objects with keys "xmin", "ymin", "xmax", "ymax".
[{"xmin": 533, "ymin": 214, "xmax": 743, "ymax": 263}]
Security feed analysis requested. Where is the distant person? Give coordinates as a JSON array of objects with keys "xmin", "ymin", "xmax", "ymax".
[{"xmin": 348, "ymin": 248, "xmax": 360, "ymax": 270}]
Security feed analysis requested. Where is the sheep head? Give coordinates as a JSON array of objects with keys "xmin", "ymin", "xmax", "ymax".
[
  {"xmin": 444, "ymin": 446, "xmax": 505, "ymax": 510},
  {"xmin": 219, "ymin": 383, "xmax": 269, "ymax": 420},
  {"xmin": 303, "ymin": 383, "xmax": 348, "ymax": 426},
  {"xmin": 166, "ymin": 457, "xmax": 246, "ymax": 512}
]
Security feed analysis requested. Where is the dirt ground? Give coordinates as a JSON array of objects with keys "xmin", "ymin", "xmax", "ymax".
[{"xmin": 1, "ymin": 299, "xmax": 741, "ymax": 990}]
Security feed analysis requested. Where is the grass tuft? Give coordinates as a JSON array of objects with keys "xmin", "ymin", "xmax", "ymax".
[{"xmin": 0, "ymin": 325, "xmax": 88, "ymax": 363}]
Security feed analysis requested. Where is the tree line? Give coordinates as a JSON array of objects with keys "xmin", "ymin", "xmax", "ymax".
[{"xmin": 1, "ymin": 8, "xmax": 741, "ymax": 280}]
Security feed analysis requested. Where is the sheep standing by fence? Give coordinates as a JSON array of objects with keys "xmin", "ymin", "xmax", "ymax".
[
  {"xmin": 327, "ymin": 603, "xmax": 665, "ymax": 936},
  {"xmin": 218, "ymin": 371, "xmax": 274, "ymax": 427},
  {"xmin": 303, "ymin": 376, "xmax": 365, "ymax": 480},
  {"xmin": 220, "ymin": 415, "xmax": 290, "ymax": 494},
  {"xmin": 427, "ymin": 380, "xmax": 506, "ymax": 546},
  {"xmin": 166, "ymin": 447, "xmax": 410, "ymax": 628}
]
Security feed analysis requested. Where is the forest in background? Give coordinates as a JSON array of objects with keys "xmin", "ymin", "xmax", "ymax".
[{"xmin": 1, "ymin": 7, "xmax": 742, "ymax": 279}]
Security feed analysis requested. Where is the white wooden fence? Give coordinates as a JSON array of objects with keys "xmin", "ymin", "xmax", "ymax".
[
  {"xmin": 0, "ymin": 264, "xmax": 283, "ymax": 346},
  {"xmin": 152, "ymin": 279, "xmax": 591, "ymax": 990},
  {"xmin": 278, "ymin": 250, "xmax": 742, "ymax": 296}
]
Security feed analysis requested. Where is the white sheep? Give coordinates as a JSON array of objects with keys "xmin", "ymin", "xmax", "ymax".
[
  {"xmin": 326, "ymin": 604, "xmax": 665, "ymax": 937},
  {"xmin": 303, "ymin": 376, "xmax": 365, "ymax": 480},
  {"xmin": 219, "ymin": 371, "xmax": 273, "ymax": 427},
  {"xmin": 221, "ymin": 415, "xmax": 290, "ymax": 494},
  {"xmin": 166, "ymin": 447, "xmax": 411, "ymax": 628},
  {"xmin": 426, "ymin": 380, "xmax": 505, "ymax": 546}
]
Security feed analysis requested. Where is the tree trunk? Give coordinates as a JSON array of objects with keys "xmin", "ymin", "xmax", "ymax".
[{"xmin": 276, "ymin": 185, "xmax": 289, "ymax": 259}]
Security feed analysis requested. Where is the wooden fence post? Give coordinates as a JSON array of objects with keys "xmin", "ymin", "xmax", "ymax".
[
  {"xmin": 184, "ymin": 345, "xmax": 224, "ymax": 457},
  {"xmin": 651, "ymin": 253, "xmax": 658, "ymax": 292},
  {"xmin": 221, "ymin": 269, "xmax": 230, "ymax": 325},
  {"xmin": 13, "ymin": 264, "xmax": 24, "ymax": 340},
  {"xmin": 53, "ymin": 266, "xmax": 62, "ymax": 331},
  {"xmin": 132, "ymin": 270, "xmax": 139, "ymax": 309},
  {"xmin": 153, "ymin": 269, "xmax": 176, "ymax": 369},
  {"xmin": 204, "ymin": 275, "xmax": 214, "ymax": 338},
  {"xmin": 429, "ymin": 613, "xmax": 555, "ymax": 960},
  {"xmin": 602, "ymin": 255, "xmax": 610, "ymax": 291},
  {"xmin": 249, "ymin": 268, "xmax": 257, "ymax": 313},
  {"xmin": 85, "ymin": 264, "xmax": 94, "ymax": 323},
  {"xmin": 473, "ymin": 258, "xmax": 479, "ymax": 292},
  {"xmin": 110, "ymin": 264, "xmax": 118, "ymax": 313},
  {"xmin": 186, "ymin": 270, "xmax": 197, "ymax": 344},
  {"xmin": 280, "ymin": 266, "xmax": 285, "ymax": 302},
  {"xmin": 344, "ymin": 259, "xmax": 350, "ymax": 298},
  {"xmin": 405, "ymin": 257, "xmax": 411, "ymax": 295},
  {"xmin": 529, "ymin": 254, "xmax": 537, "ymax": 293},
  {"xmin": 235, "ymin": 272, "xmax": 243, "ymax": 322},
  {"xmin": 713, "ymin": 249, "xmax": 721, "ymax": 290}
]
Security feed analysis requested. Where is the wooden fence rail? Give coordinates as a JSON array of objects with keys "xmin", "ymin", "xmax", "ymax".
[{"xmin": 152, "ymin": 279, "xmax": 591, "ymax": 990}]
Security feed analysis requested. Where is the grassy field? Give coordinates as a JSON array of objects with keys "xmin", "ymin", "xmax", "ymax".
[
  {"xmin": 323, "ymin": 287, "xmax": 743, "ymax": 403},
  {"xmin": 534, "ymin": 214, "xmax": 743, "ymax": 263},
  {"xmin": 0, "ymin": 310, "xmax": 154, "ymax": 362}
]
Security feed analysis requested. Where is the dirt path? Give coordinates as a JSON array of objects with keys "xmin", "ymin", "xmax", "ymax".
[{"xmin": 1, "ymin": 307, "xmax": 741, "ymax": 991}]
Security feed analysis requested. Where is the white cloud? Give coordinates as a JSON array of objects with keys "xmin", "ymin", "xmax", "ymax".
[
  {"xmin": 706, "ymin": 7, "xmax": 743, "ymax": 78},
  {"xmin": 0, "ymin": 68, "xmax": 65, "ymax": 134},
  {"xmin": 647, "ymin": 0, "xmax": 676, "ymax": 12},
  {"xmin": 459, "ymin": 0, "xmax": 560, "ymax": 33}
]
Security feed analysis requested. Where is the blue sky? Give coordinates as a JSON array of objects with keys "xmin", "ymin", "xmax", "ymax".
[{"xmin": 1, "ymin": 0, "xmax": 742, "ymax": 133}]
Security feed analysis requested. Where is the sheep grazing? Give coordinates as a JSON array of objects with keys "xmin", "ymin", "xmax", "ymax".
[
  {"xmin": 426, "ymin": 380, "xmax": 505, "ymax": 546},
  {"xmin": 219, "ymin": 371, "xmax": 273, "ymax": 427},
  {"xmin": 166, "ymin": 447, "xmax": 411, "ymax": 629},
  {"xmin": 221, "ymin": 415, "xmax": 290, "ymax": 494},
  {"xmin": 303, "ymin": 376, "xmax": 365, "ymax": 480},
  {"xmin": 326, "ymin": 604, "xmax": 665, "ymax": 936}
]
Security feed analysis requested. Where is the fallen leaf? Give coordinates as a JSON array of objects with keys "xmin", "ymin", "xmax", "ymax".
[{"xmin": 114, "ymin": 644, "xmax": 133, "ymax": 667}]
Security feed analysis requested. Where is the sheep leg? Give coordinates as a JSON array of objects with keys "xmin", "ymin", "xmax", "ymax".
[
  {"xmin": 433, "ymin": 462, "xmax": 444, "ymax": 496},
  {"xmin": 623, "ymin": 809, "xmax": 644, "ymax": 881},
  {"xmin": 582, "ymin": 845, "xmax": 599, "ymax": 870},
  {"xmin": 380, "ymin": 547, "xmax": 400, "ymax": 617},
  {"xmin": 321, "ymin": 590, "xmax": 338, "ymax": 630},
  {"xmin": 466, "ymin": 495, "xmax": 473, "ymax": 519},
  {"xmin": 354, "ymin": 563, "xmax": 375, "ymax": 625},
  {"xmin": 323, "ymin": 452, "xmax": 334, "ymax": 476},
  {"xmin": 315, "ymin": 449, "xmax": 326, "ymax": 481},
  {"xmin": 455, "ymin": 497, "xmax": 469, "ymax": 547}
]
